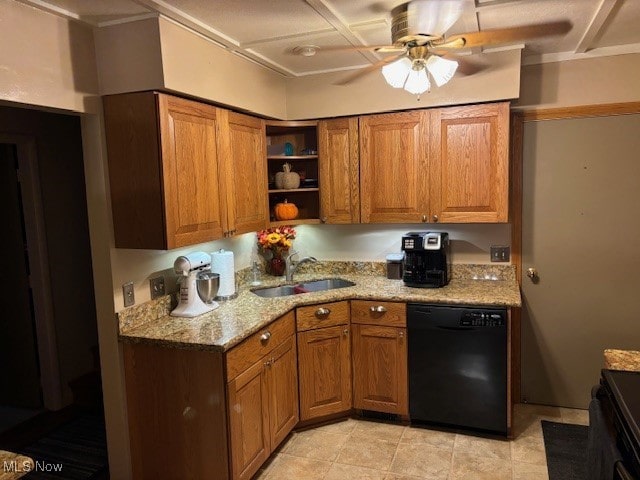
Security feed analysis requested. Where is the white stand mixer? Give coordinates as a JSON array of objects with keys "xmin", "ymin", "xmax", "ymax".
[{"xmin": 171, "ymin": 252, "xmax": 220, "ymax": 317}]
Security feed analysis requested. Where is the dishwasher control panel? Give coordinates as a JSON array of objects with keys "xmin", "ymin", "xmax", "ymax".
[{"xmin": 460, "ymin": 311, "xmax": 505, "ymax": 327}]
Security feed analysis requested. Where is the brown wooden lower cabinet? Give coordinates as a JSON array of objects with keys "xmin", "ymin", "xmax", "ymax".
[
  {"xmin": 351, "ymin": 300, "xmax": 408, "ymax": 415},
  {"xmin": 123, "ymin": 312, "xmax": 298, "ymax": 480},
  {"xmin": 295, "ymin": 302, "xmax": 352, "ymax": 421},
  {"xmin": 297, "ymin": 325, "xmax": 352, "ymax": 420},
  {"xmin": 228, "ymin": 334, "xmax": 298, "ymax": 480},
  {"xmin": 123, "ymin": 343, "xmax": 229, "ymax": 480}
]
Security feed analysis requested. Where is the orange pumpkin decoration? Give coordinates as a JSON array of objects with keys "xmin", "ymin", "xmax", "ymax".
[{"xmin": 274, "ymin": 199, "xmax": 299, "ymax": 221}]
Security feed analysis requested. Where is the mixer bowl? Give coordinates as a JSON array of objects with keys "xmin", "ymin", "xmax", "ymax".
[{"xmin": 196, "ymin": 271, "xmax": 220, "ymax": 304}]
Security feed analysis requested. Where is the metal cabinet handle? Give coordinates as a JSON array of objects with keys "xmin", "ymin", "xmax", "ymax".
[
  {"xmin": 432, "ymin": 214, "xmax": 439, "ymax": 222},
  {"xmin": 398, "ymin": 331, "xmax": 405, "ymax": 338},
  {"xmin": 315, "ymin": 307, "xmax": 331, "ymax": 317},
  {"xmin": 260, "ymin": 331, "xmax": 271, "ymax": 342},
  {"xmin": 370, "ymin": 305, "xmax": 387, "ymax": 314},
  {"xmin": 343, "ymin": 328, "xmax": 349, "ymax": 336},
  {"xmin": 321, "ymin": 217, "xmax": 327, "ymax": 223},
  {"xmin": 421, "ymin": 214, "xmax": 427, "ymax": 222}
]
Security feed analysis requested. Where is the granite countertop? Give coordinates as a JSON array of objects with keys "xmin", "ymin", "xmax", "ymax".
[
  {"xmin": 604, "ymin": 349, "xmax": 640, "ymax": 372},
  {"xmin": 0, "ymin": 450, "xmax": 34, "ymax": 479},
  {"xmin": 119, "ymin": 264, "xmax": 521, "ymax": 353}
]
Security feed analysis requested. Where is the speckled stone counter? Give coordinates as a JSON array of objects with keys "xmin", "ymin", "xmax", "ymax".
[
  {"xmin": 118, "ymin": 264, "xmax": 521, "ymax": 352},
  {"xmin": 0, "ymin": 451, "xmax": 34, "ymax": 479},
  {"xmin": 604, "ymin": 349, "xmax": 640, "ymax": 372}
]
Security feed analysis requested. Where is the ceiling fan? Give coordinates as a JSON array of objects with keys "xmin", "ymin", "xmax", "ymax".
[{"xmin": 298, "ymin": 0, "xmax": 572, "ymax": 94}]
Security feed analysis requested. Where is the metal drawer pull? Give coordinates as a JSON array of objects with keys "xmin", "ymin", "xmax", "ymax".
[
  {"xmin": 316, "ymin": 307, "xmax": 331, "ymax": 317},
  {"xmin": 260, "ymin": 331, "xmax": 271, "ymax": 342},
  {"xmin": 370, "ymin": 305, "xmax": 387, "ymax": 314},
  {"xmin": 398, "ymin": 331, "xmax": 405, "ymax": 338},
  {"xmin": 343, "ymin": 328, "xmax": 349, "ymax": 336}
]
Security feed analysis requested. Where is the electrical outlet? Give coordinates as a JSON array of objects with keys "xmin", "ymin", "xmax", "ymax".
[
  {"xmin": 490, "ymin": 246, "xmax": 510, "ymax": 262},
  {"xmin": 150, "ymin": 276, "xmax": 165, "ymax": 299},
  {"xmin": 123, "ymin": 282, "xmax": 135, "ymax": 307}
]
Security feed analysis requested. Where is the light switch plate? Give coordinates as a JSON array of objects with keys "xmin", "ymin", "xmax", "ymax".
[
  {"xmin": 150, "ymin": 276, "xmax": 165, "ymax": 299},
  {"xmin": 490, "ymin": 246, "xmax": 510, "ymax": 262},
  {"xmin": 123, "ymin": 282, "xmax": 135, "ymax": 307}
]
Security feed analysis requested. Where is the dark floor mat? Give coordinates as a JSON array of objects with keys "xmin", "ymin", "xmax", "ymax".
[
  {"xmin": 542, "ymin": 420, "xmax": 589, "ymax": 480},
  {"xmin": 19, "ymin": 413, "xmax": 108, "ymax": 480}
]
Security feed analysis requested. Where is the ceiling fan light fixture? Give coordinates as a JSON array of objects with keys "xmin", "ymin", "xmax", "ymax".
[
  {"xmin": 404, "ymin": 66, "xmax": 430, "ymax": 95},
  {"xmin": 381, "ymin": 57, "xmax": 412, "ymax": 88},
  {"xmin": 426, "ymin": 55, "xmax": 458, "ymax": 87}
]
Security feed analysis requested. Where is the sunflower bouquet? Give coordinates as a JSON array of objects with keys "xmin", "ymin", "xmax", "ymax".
[{"xmin": 257, "ymin": 226, "xmax": 297, "ymax": 259}]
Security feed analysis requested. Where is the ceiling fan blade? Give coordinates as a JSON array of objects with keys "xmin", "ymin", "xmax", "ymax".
[
  {"xmin": 435, "ymin": 20, "xmax": 572, "ymax": 49},
  {"xmin": 296, "ymin": 45, "xmax": 403, "ymax": 54},
  {"xmin": 408, "ymin": 0, "xmax": 464, "ymax": 37},
  {"xmin": 335, "ymin": 54, "xmax": 406, "ymax": 86}
]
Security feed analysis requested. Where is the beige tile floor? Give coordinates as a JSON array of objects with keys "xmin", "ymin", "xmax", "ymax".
[{"xmin": 254, "ymin": 404, "xmax": 589, "ymax": 480}]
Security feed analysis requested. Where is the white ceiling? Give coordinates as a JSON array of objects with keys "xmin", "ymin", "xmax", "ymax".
[{"xmin": 17, "ymin": 0, "xmax": 640, "ymax": 77}]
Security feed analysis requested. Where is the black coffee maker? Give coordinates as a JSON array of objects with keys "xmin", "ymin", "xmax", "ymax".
[{"xmin": 401, "ymin": 232, "xmax": 451, "ymax": 288}]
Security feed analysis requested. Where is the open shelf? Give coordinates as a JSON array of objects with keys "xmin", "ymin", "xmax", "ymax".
[
  {"xmin": 267, "ymin": 155, "xmax": 318, "ymax": 160},
  {"xmin": 268, "ymin": 188, "xmax": 319, "ymax": 194},
  {"xmin": 266, "ymin": 120, "xmax": 319, "ymax": 224},
  {"xmin": 270, "ymin": 219, "xmax": 321, "ymax": 227}
]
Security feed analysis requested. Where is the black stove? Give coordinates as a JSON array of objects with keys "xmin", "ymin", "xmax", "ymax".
[{"xmin": 598, "ymin": 370, "xmax": 640, "ymax": 479}]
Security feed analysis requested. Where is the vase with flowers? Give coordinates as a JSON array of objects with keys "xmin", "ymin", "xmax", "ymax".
[{"xmin": 256, "ymin": 226, "xmax": 296, "ymax": 276}]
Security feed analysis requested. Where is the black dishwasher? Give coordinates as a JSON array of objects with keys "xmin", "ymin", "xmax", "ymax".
[{"xmin": 407, "ymin": 303, "xmax": 507, "ymax": 434}]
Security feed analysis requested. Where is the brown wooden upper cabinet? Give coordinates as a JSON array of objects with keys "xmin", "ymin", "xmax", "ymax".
[
  {"xmin": 359, "ymin": 110, "xmax": 430, "ymax": 223},
  {"xmin": 103, "ymin": 92, "xmax": 268, "ymax": 249},
  {"xmin": 225, "ymin": 112, "xmax": 269, "ymax": 235},
  {"xmin": 318, "ymin": 117, "xmax": 360, "ymax": 223},
  {"xmin": 430, "ymin": 102, "xmax": 509, "ymax": 223},
  {"xmin": 359, "ymin": 101, "xmax": 509, "ymax": 224}
]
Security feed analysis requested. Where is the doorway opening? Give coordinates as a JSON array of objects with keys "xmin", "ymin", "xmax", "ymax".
[{"xmin": 0, "ymin": 106, "xmax": 105, "ymax": 472}]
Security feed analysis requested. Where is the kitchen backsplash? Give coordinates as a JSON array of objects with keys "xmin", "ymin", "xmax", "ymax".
[{"xmin": 111, "ymin": 224, "xmax": 510, "ymax": 311}]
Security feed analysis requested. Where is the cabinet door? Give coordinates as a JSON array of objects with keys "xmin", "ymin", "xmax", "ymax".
[
  {"xmin": 227, "ymin": 359, "xmax": 270, "ymax": 480},
  {"xmin": 267, "ymin": 336, "xmax": 299, "ymax": 448},
  {"xmin": 359, "ymin": 111, "xmax": 430, "ymax": 223},
  {"xmin": 429, "ymin": 102, "xmax": 509, "ymax": 223},
  {"xmin": 158, "ymin": 94, "xmax": 228, "ymax": 248},
  {"xmin": 298, "ymin": 325, "xmax": 352, "ymax": 420},
  {"xmin": 224, "ymin": 112, "xmax": 269, "ymax": 235},
  {"xmin": 319, "ymin": 117, "xmax": 360, "ymax": 223},
  {"xmin": 352, "ymin": 324, "xmax": 408, "ymax": 415}
]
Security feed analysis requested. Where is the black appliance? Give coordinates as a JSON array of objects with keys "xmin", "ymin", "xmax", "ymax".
[
  {"xmin": 407, "ymin": 303, "xmax": 508, "ymax": 434},
  {"xmin": 588, "ymin": 370, "xmax": 640, "ymax": 480},
  {"xmin": 401, "ymin": 232, "xmax": 451, "ymax": 288}
]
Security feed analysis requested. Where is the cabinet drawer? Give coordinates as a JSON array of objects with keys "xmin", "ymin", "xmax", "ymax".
[
  {"xmin": 226, "ymin": 311, "xmax": 295, "ymax": 381},
  {"xmin": 296, "ymin": 301, "xmax": 350, "ymax": 332},
  {"xmin": 351, "ymin": 301, "xmax": 406, "ymax": 327}
]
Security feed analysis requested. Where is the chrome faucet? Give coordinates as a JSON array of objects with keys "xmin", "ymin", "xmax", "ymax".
[{"xmin": 285, "ymin": 251, "xmax": 318, "ymax": 282}]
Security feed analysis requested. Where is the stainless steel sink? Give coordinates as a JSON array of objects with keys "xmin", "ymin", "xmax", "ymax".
[{"xmin": 252, "ymin": 278, "xmax": 355, "ymax": 298}]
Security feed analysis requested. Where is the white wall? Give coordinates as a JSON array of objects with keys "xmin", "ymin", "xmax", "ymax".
[
  {"xmin": 0, "ymin": 0, "xmax": 98, "ymax": 113},
  {"xmin": 517, "ymin": 53, "xmax": 640, "ymax": 110},
  {"xmin": 293, "ymin": 224, "xmax": 510, "ymax": 264}
]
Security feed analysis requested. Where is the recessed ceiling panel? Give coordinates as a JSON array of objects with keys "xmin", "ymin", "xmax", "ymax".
[
  {"xmin": 249, "ymin": 31, "xmax": 374, "ymax": 75},
  {"xmin": 477, "ymin": 0, "xmax": 592, "ymax": 55},
  {"xmin": 593, "ymin": 0, "xmax": 640, "ymax": 49},
  {"xmin": 163, "ymin": 0, "xmax": 334, "ymax": 44},
  {"xmin": 20, "ymin": 0, "xmax": 150, "ymax": 24}
]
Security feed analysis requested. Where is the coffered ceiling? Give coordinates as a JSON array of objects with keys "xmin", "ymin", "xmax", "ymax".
[{"xmin": 17, "ymin": 0, "xmax": 640, "ymax": 77}]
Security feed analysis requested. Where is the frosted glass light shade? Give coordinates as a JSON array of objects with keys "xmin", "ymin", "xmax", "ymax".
[
  {"xmin": 404, "ymin": 67, "xmax": 430, "ymax": 94},
  {"xmin": 426, "ymin": 55, "xmax": 458, "ymax": 87},
  {"xmin": 381, "ymin": 57, "xmax": 412, "ymax": 88}
]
